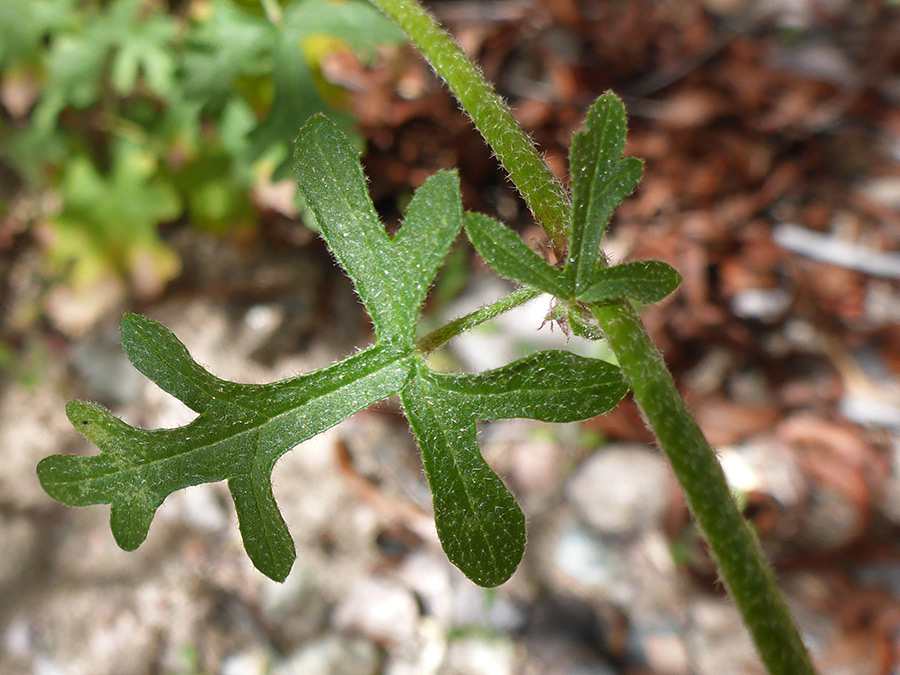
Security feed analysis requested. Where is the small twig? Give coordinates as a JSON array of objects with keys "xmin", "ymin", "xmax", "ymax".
[{"xmin": 773, "ymin": 223, "xmax": 900, "ymax": 280}]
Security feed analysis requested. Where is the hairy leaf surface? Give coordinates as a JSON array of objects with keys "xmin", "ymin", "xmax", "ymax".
[
  {"xmin": 40, "ymin": 116, "xmax": 630, "ymax": 586},
  {"xmin": 567, "ymin": 92, "xmax": 643, "ymax": 293},
  {"xmin": 295, "ymin": 115, "xmax": 462, "ymax": 348},
  {"xmin": 32, "ymin": 0, "xmax": 178, "ymax": 130},
  {"xmin": 578, "ymin": 260, "xmax": 682, "ymax": 304},
  {"xmin": 463, "ymin": 93, "xmax": 668, "ymax": 313},
  {"xmin": 402, "ymin": 353, "xmax": 626, "ymax": 585},
  {"xmin": 464, "ymin": 212, "xmax": 570, "ymax": 298},
  {"xmin": 39, "ymin": 316, "xmax": 411, "ymax": 581}
]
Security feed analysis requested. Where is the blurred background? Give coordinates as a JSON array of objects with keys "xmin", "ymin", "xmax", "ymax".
[{"xmin": 2, "ymin": 0, "xmax": 900, "ymax": 673}]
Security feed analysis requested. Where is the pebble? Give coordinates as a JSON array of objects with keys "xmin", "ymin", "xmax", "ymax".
[
  {"xmin": 273, "ymin": 635, "xmax": 380, "ymax": 675},
  {"xmin": 440, "ymin": 636, "xmax": 517, "ymax": 675},
  {"xmin": 686, "ymin": 600, "xmax": 759, "ymax": 675},
  {"xmin": 550, "ymin": 522, "xmax": 631, "ymax": 602},
  {"xmin": 332, "ymin": 576, "xmax": 420, "ymax": 645},
  {"xmin": 220, "ymin": 649, "xmax": 270, "ymax": 675},
  {"xmin": 566, "ymin": 445, "xmax": 670, "ymax": 536},
  {"xmin": 449, "ymin": 581, "xmax": 528, "ymax": 633}
]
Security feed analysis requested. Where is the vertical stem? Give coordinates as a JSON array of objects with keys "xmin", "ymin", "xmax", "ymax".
[
  {"xmin": 369, "ymin": 0, "xmax": 570, "ymax": 254},
  {"xmin": 370, "ymin": 0, "xmax": 817, "ymax": 672}
]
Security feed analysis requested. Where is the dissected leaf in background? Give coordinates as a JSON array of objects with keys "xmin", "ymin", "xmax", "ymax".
[
  {"xmin": 0, "ymin": 0, "xmax": 78, "ymax": 67},
  {"xmin": 44, "ymin": 137, "xmax": 181, "ymax": 295},
  {"xmin": 183, "ymin": 0, "xmax": 404, "ymax": 179},
  {"xmin": 31, "ymin": 0, "xmax": 178, "ymax": 132}
]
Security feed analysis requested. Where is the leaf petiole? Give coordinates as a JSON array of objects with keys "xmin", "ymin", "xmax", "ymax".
[{"xmin": 416, "ymin": 285, "xmax": 540, "ymax": 354}]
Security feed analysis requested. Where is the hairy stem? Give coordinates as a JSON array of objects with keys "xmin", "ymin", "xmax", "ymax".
[
  {"xmin": 591, "ymin": 301, "xmax": 814, "ymax": 674},
  {"xmin": 417, "ymin": 286, "xmax": 540, "ymax": 354},
  {"xmin": 369, "ymin": 0, "xmax": 570, "ymax": 255},
  {"xmin": 371, "ymin": 0, "xmax": 816, "ymax": 672}
]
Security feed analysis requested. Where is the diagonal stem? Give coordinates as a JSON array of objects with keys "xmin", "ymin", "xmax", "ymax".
[
  {"xmin": 369, "ymin": 0, "xmax": 816, "ymax": 672},
  {"xmin": 367, "ymin": 0, "xmax": 570, "ymax": 256},
  {"xmin": 416, "ymin": 286, "xmax": 540, "ymax": 354}
]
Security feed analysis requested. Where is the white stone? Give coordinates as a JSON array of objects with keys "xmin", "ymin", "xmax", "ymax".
[
  {"xmin": 566, "ymin": 445, "xmax": 670, "ymax": 536},
  {"xmin": 333, "ymin": 577, "xmax": 420, "ymax": 645}
]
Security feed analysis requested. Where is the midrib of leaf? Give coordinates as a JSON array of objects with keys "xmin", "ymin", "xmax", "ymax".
[
  {"xmin": 42, "ymin": 113, "xmax": 634, "ymax": 591},
  {"xmin": 51, "ymin": 345, "xmax": 412, "ymax": 485},
  {"xmin": 244, "ymin": 431, "xmax": 278, "ymax": 566},
  {"xmin": 569, "ymin": 104, "xmax": 615, "ymax": 289},
  {"xmin": 138, "ymin": 329, "xmax": 261, "ymax": 417},
  {"xmin": 418, "ymin": 388, "xmax": 503, "ymax": 569}
]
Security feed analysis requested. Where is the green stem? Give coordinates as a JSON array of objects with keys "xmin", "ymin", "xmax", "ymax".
[
  {"xmin": 372, "ymin": 0, "xmax": 816, "ymax": 672},
  {"xmin": 369, "ymin": 0, "xmax": 570, "ymax": 255},
  {"xmin": 417, "ymin": 286, "xmax": 540, "ymax": 354},
  {"xmin": 592, "ymin": 302, "xmax": 814, "ymax": 674}
]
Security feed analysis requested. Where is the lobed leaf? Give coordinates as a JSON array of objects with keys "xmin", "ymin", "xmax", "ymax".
[
  {"xmin": 31, "ymin": 0, "xmax": 178, "ymax": 130},
  {"xmin": 38, "ymin": 315, "xmax": 412, "ymax": 581},
  {"xmin": 251, "ymin": 0, "xmax": 404, "ymax": 178},
  {"xmin": 567, "ymin": 92, "xmax": 643, "ymax": 293},
  {"xmin": 578, "ymin": 260, "xmax": 682, "ymax": 304},
  {"xmin": 462, "ymin": 94, "xmax": 654, "ymax": 306},
  {"xmin": 402, "ymin": 352, "xmax": 627, "ymax": 586},
  {"xmin": 182, "ymin": 0, "xmax": 273, "ymax": 104},
  {"xmin": 295, "ymin": 115, "xmax": 463, "ymax": 348},
  {"xmin": 46, "ymin": 137, "xmax": 181, "ymax": 292},
  {"xmin": 182, "ymin": 0, "xmax": 403, "ymax": 179},
  {"xmin": 40, "ymin": 114, "xmax": 637, "ymax": 589},
  {"xmin": 401, "ymin": 369, "xmax": 525, "ymax": 587}
]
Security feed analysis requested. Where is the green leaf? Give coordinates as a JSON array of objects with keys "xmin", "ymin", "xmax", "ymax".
[
  {"xmin": 252, "ymin": 0, "xmax": 404, "ymax": 178},
  {"xmin": 567, "ymin": 92, "xmax": 643, "ymax": 293},
  {"xmin": 169, "ymin": 100, "xmax": 258, "ymax": 232},
  {"xmin": 464, "ymin": 212, "xmax": 570, "ymax": 298},
  {"xmin": 45, "ymin": 136, "xmax": 181, "ymax": 292},
  {"xmin": 107, "ymin": 1, "xmax": 178, "ymax": 98},
  {"xmin": 421, "ymin": 350, "xmax": 627, "ymax": 422},
  {"xmin": 31, "ymin": 0, "xmax": 178, "ymax": 130},
  {"xmin": 181, "ymin": 0, "xmax": 274, "ymax": 105},
  {"xmin": 400, "ymin": 369, "xmax": 524, "ymax": 587},
  {"xmin": 38, "ymin": 315, "xmax": 413, "ymax": 581},
  {"xmin": 462, "ymin": 95, "xmax": 650, "ymax": 304},
  {"xmin": 564, "ymin": 304, "xmax": 605, "ymax": 341},
  {"xmin": 401, "ymin": 352, "xmax": 626, "ymax": 586},
  {"xmin": 578, "ymin": 260, "xmax": 682, "ymax": 304},
  {"xmin": 0, "ymin": 0, "xmax": 78, "ymax": 67},
  {"xmin": 183, "ymin": 0, "xmax": 404, "ymax": 178},
  {"xmin": 295, "ymin": 115, "xmax": 462, "ymax": 348},
  {"xmin": 39, "ymin": 115, "xmax": 633, "ymax": 588}
]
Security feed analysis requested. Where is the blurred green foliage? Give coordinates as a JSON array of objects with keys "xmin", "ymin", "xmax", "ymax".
[{"xmin": 0, "ymin": 0, "xmax": 403, "ymax": 302}]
